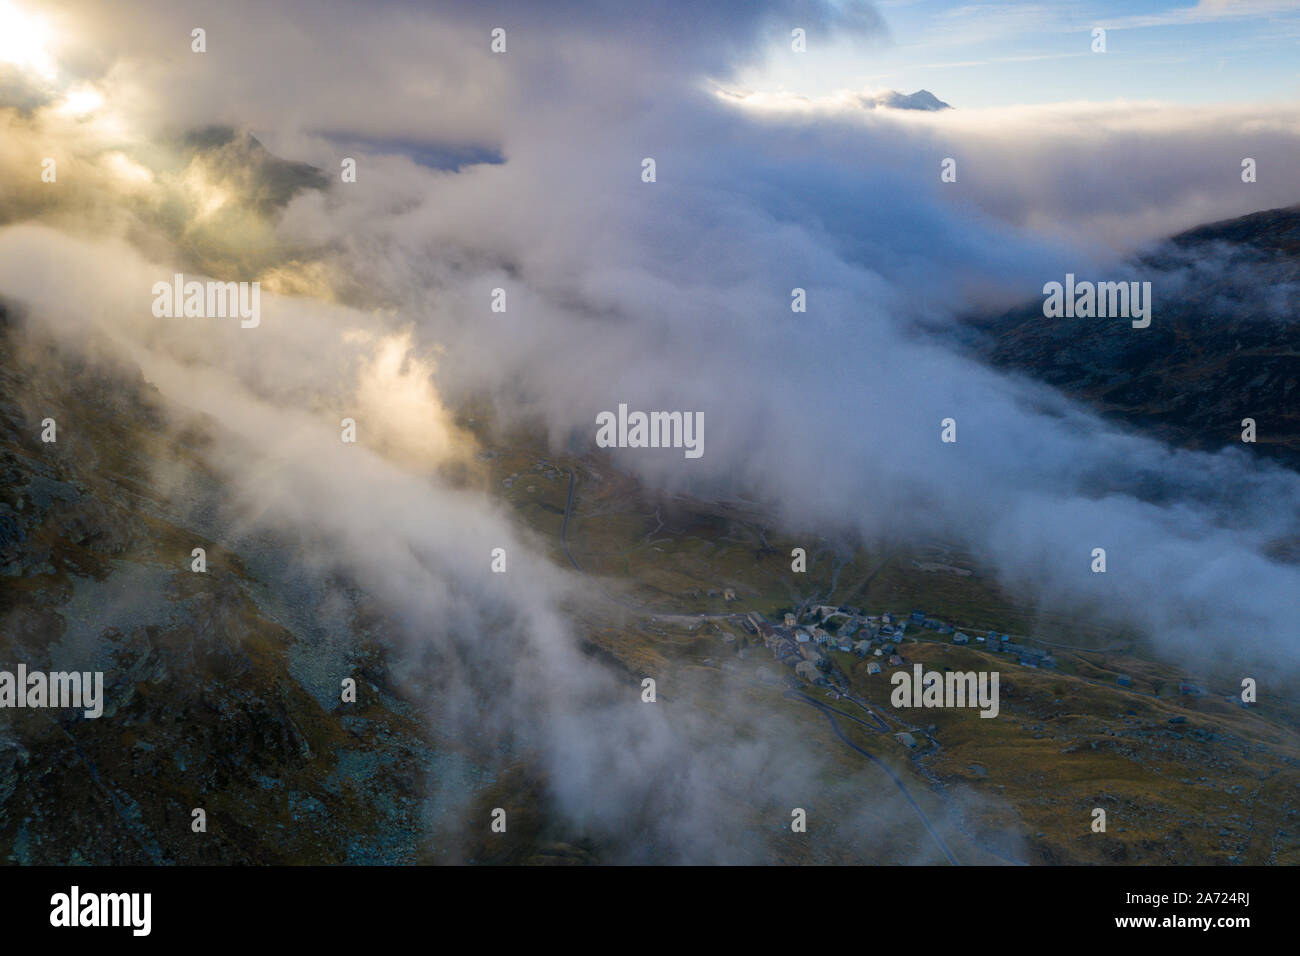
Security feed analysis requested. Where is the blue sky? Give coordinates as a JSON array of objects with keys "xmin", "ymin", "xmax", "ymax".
[{"xmin": 736, "ymin": 0, "xmax": 1300, "ymax": 106}]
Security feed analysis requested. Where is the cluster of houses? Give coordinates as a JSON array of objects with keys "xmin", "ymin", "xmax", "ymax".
[
  {"xmin": 742, "ymin": 604, "xmax": 1057, "ymax": 688},
  {"xmin": 746, "ymin": 606, "xmax": 911, "ymax": 687},
  {"xmin": 688, "ymin": 587, "xmax": 737, "ymax": 600},
  {"xmin": 953, "ymin": 629, "xmax": 1057, "ymax": 669}
]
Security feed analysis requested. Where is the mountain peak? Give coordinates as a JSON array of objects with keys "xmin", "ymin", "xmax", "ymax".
[{"xmin": 861, "ymin": 89, "xmax": 952, "ymax": 111}]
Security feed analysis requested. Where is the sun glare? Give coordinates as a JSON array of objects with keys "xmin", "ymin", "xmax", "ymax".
[
  {"xmin": 0, "ymin": 1, "xmax": 57, "ymax": 81},
  {"xmin": 58, "ymin": 85, "xmax": 104, "ymax": 116}
]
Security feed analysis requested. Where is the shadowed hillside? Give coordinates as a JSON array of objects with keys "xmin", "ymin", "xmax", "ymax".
[{"xmin": 968, "ymin": 204, "xmax": 1300, "ymax": 470}]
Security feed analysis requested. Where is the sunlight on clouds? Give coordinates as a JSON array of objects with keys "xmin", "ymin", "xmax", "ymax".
[
  {"xmin": 56, "ymin": 85, "xmax": 104, "ymax": 116},
  {"xmin": 0, "ymin": 0, "xmax": 57, "ymax": 81},
  {"xmin": 354, "ymin": 328, "xmax": 470, "ymax": 470},
  {"xmin": 257, "ymin": 260, "xmax": 340, "ymax": 302},
  {"xmin": 181, "ymin": 161, "xmax": 232, "ymax": 221},
  {"xmin": 102, "ymin": 149, "xmax": 153, "ymax": 186},
  {"xmin": 713, "ymin": 85, "xmax": 949, "ymax": 126}
]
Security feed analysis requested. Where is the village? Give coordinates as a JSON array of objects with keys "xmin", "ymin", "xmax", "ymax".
[
  {"xmin": 660, "ymin": 601, "xmax": 1058, "ymax": 754},
  {"xmin": 500, "ymin": 449, "xmax": 1214, "ymax": 734},
  {"xmin": 682, "ymin": 599, "xmax": 1221, "ymax": 731},
  {"xmin": 726, "ymin": 603, "xmax": 1057, "ymax": 694}
]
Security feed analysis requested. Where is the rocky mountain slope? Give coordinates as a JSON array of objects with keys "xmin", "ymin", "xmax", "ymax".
[
  {"xmin": 0, "ymin": 303, "xmax": 473, "ymax": 864},
  {"xmin": 968, "ymin": 204, "xmax": 1300, "ymax": 470}
]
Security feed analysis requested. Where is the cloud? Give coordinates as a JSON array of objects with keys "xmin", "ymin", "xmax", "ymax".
[
  {"xmin": 712, "ymin": 93, "xmax": 1300, "ymax": 250},
  {"xmin": 20, "ymin": 0, "xmax": 884, "ymax": 156},
  {"xmin": 1, "ymin": 222, "xmax": 894, "ymax": 863}
]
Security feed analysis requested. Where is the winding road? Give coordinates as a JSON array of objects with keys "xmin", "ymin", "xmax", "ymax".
[
  {"xmin": 786, "ymin": 690, "xmax": 960, "ymax": 865},
  {"xmin": 559, "ymin": 468, "xmax": 582, "ymax": 571}
]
